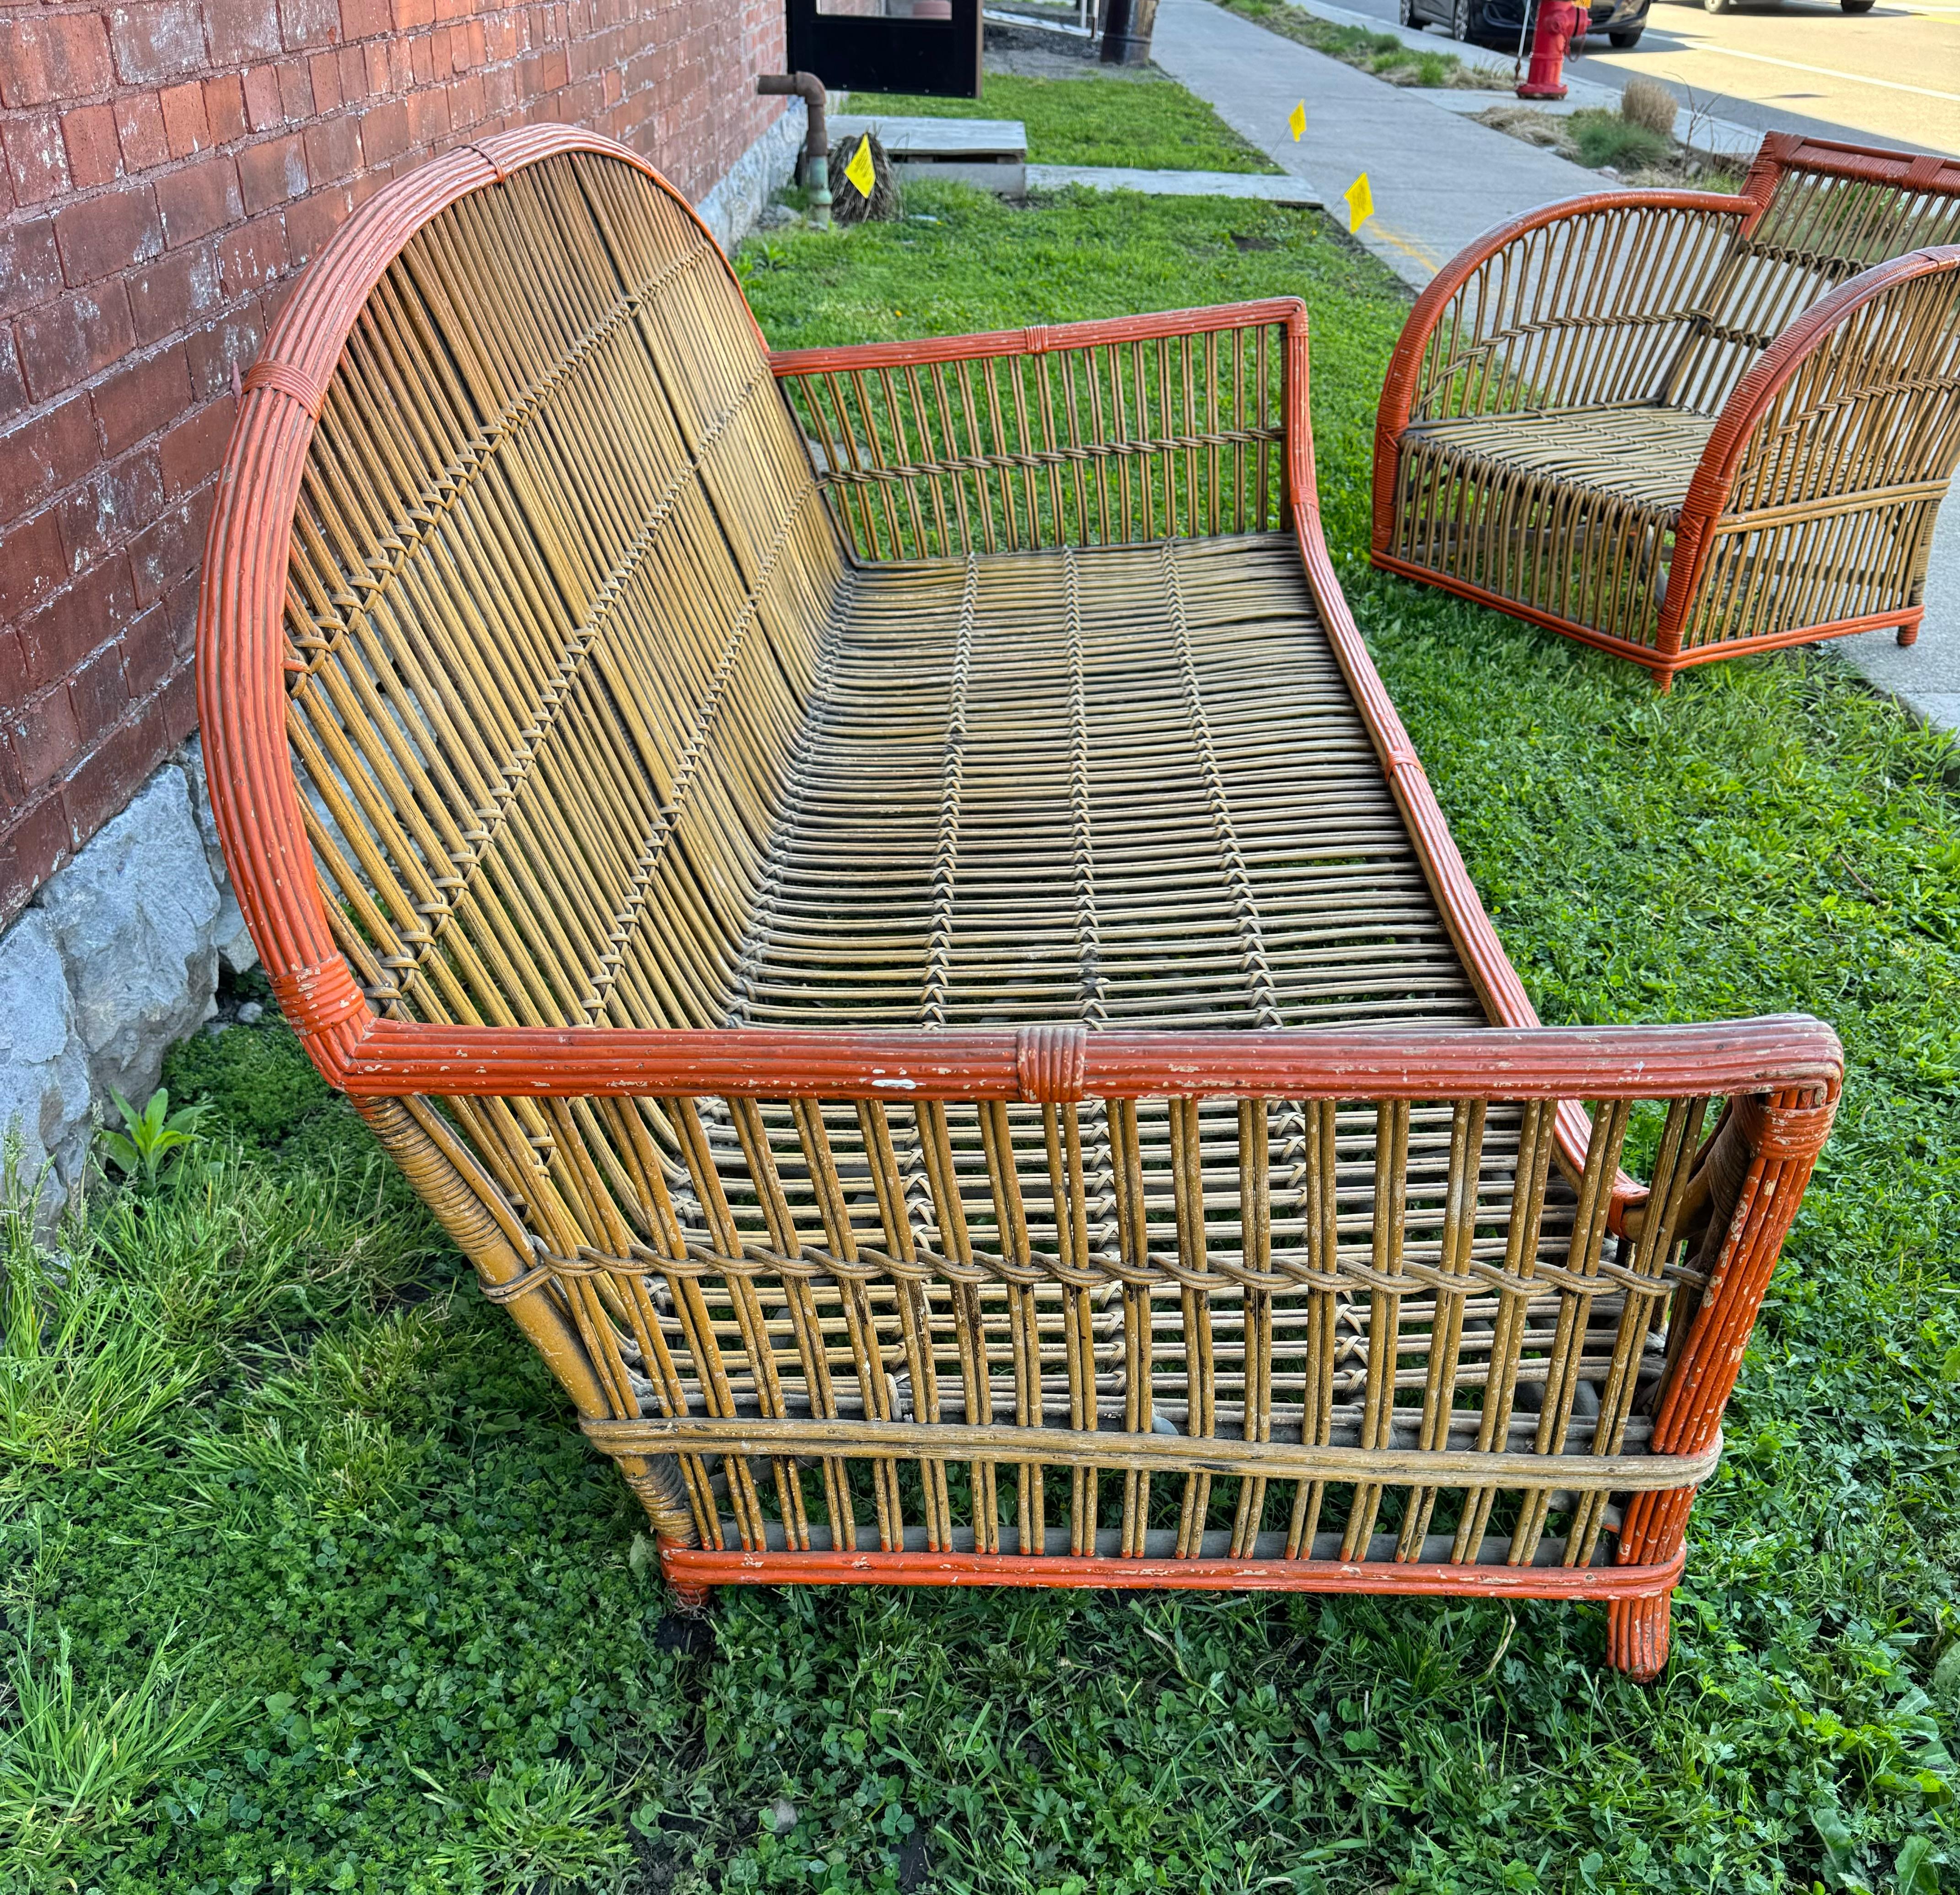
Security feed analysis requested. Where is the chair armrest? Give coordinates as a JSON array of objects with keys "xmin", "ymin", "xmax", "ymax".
[
  {"xmin": 1663, "ymin": 244, "xmax": 1960, "ymax": 654},
  {"xmin": 1371, "ymin": 192, "xmax": 1755, "ymax": 556},
  {"xmin": 770, "ymin": 300, "xmax": 1308, "ymax": 561}
]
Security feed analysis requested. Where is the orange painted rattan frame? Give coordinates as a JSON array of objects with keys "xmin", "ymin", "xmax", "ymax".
[
  {"xmin": 1371, "ymin": 135, "xmax": 1960, "ymax": 687},
  {"xmin": 198, "ymin": 127, "xmax": 1842, "ymax": 1673}
]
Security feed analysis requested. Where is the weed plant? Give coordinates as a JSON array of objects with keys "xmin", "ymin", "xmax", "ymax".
[
  {"xmin": 1567, "ymin": 109, "xmax": 1675, "ymax": 175},
  {"xmin": 0, "ymin": 1613, "xmax": 232, "ymax": 1861},
  {"xmin": 4, "ymin": 157, "xmax": 1958, "ymax": 1893}
]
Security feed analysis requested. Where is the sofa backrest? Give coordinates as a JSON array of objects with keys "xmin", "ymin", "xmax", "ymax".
[
  {"xmin": 260, "ymin": 139, "xmax": 842, "ymax": 1037},
  {"xmin": 1667, "ymin": 136, "xmax": 1960, "ymax": 414}
]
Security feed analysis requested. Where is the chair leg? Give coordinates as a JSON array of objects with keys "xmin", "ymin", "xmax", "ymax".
[
  {"xmin": 1651, "ymin": 665, "xmax": 1676, "ymax": 695},
  {"xmin": 1605, "ymin": 1591, "xmax": 1671, "ymax": 1682},
  {"xmin": 1898, "ymin": 622, "xmax": 1921, "ymax": 647}
]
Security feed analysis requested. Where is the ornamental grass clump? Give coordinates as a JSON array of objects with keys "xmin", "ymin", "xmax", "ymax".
[{"xmin": 1619, "ymin": 76, "xmax": 1679, "ymax": 140}]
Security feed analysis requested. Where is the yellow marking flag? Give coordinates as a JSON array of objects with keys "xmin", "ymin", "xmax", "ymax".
[
  {"xmin": 844, "ymin": 134, "xmax": 876, "ymax": 199},
  {"xmin": 1344, "ymin": 172, "xmax": 1374, "ymax": 233},
  {"xmin": 1288, "ymin": 100, "xmax": 1306, "ymax": 141}
]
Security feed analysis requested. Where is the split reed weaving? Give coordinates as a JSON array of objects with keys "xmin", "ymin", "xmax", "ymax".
[
  {"xmin": 1374, "ymin": 134, "xmax": 1960, "ymax": 685},
  {"xmin": 199, "ymin": 128, "xmax": 1840, "ymax": 1680}
]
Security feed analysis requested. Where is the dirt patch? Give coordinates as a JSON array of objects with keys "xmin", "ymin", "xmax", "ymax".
[
  {"xmin": 983, "ymin": 19, "xmax": 1161, "ymax": 79},
  {"xmin": 1474, "ymin": 104, "xmax": 1570, "ymax": 150}
]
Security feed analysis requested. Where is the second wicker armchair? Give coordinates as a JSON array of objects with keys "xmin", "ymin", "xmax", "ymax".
[{"xmin": 1372, "ymin": 135, "xmax": 1960, "ymax": 688}]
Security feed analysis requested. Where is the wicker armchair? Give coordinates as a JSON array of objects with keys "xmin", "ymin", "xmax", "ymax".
[
  {"xmin": 198, "ymin": 128, "xmax": 1842, "ymax": 1680},
  {"xmin": 1373, "ymin": 135, "xmax": 1960, "ymax": 687}
]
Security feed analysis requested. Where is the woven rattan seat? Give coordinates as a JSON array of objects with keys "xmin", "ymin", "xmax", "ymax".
[
  {"xmin": 741, "ymin": 536, "xmax": 1481, "ymax": 1031},
  {"xmin": 1375, "ymin": 135, "xmax": 1960, "ymax": 686},
  {"xmin": 1400, "ymin": 408, "xmax": 1715, "ymax": 517},
  {"xmin": 199, "ymin": 128, "xmax": 1842, "ymax": 1680}
]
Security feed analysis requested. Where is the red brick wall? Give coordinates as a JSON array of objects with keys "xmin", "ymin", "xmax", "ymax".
[{"xmin": 0, "ymin": 0, "xmax": 787, "ymax": 923}]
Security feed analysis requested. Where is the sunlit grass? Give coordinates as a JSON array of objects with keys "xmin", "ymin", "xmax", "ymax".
[
  {"xmin": 845, "ymin": 70, "xmax": 1281, "ymax": 173},
  {"xmin": 0, "ymin": 1614, "xmax": 232, "ymax": 1875}
]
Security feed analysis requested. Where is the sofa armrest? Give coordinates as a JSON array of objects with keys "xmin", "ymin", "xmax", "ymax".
[
  {"xmin": 770, "ymin": 300, "xmax": 1308, "ymax": 561},
  {"xmin": 1371, "ymin": 192, "xmax": 1755, "ymax": 556},
  {"xmin": 328, "ymin": 1015, "xmax": 1843, "ymax": 1104},
  {"xmin": 1662, "ymin": 244, "xmax": 1960, "ymax": 655},
  {"xmin": 339, "ymin": 1015, "xmax": 1838, "ymax": 1598}
]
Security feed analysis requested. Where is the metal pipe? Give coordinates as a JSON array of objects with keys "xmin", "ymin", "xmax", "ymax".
[
  {"xmin": 758, "ymin": 72, "xmax": 831, "ymax": 230},
  {"xmin": 1099, "ymin": 0, "xmax": 1159, "ymax": 63}
]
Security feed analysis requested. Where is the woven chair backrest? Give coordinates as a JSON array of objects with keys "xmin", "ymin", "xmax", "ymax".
[
  {"xmin": 1667, "ymin": 139, "xmax": 1960, "ymax": 414},
  {"xmin": 1678, "ymin": 251, "xmax": 1960, "ymax": 649},
  {"xmin": 281, "ymin": 147, "xmax": 842, "ymax": 1037}
]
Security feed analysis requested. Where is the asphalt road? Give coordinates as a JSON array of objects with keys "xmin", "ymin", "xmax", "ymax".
[{"xmin": 1346, "ymin": 0, "xmax": 1960, "ymax": 153}]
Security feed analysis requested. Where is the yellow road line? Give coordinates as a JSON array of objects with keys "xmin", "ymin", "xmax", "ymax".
[{"xmin": 1368, "ymin": 221, "xmax": 1444, "ymax": 275}]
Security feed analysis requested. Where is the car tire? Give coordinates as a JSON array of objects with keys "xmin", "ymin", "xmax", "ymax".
[
  {"xmin": 1704, "ymin": 0, "xmax": 1730, "ymax": 12},
  {"xmin": 1449, "ymin": 0, "xmax": 1470, "ymax": 37},
  {"xmin": 1608, "ymin": 24, "xmax": 1643, "ymax": 41},
  {"xmin": 1841, "ymin": 0, "xmax": 1874, "ymax": 11},
  {"xmin": 1398, "ymin": 0, "xmax": 1416, "ymax": 23}
]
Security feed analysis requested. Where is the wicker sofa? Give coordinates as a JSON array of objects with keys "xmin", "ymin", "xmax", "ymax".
[
  {"xmin": 1373, "ymin": 135, "xmax": 1960, "ymax": 687},
  {"xmin": 197, "ymin": 128, "xmax": 1841, "ymax": 1680}
]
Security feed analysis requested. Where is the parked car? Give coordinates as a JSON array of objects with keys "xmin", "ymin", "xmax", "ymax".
[{"xmin": 1400, "ymin": 0, "xmax": 1653, "ymax": 49}]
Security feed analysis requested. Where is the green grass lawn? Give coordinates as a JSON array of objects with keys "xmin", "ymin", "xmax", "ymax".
[
  {"xmin": 6, "ymin": 135, "xmax": 1960, "ymax": 1895},
  {"xmin": 843, "ymin": 72, "xmax": 1280, "ymax": 173}
]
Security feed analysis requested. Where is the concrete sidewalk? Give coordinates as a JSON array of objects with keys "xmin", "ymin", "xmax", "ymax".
[
  {"xmin": 1146, "ymin": 0, "xmax": 1958, "ymax": 729},
  {"xmin": 1152, "ymin": 0, "xmax": 1610, "ymax": 282},
  {"xmin": 1281, "ymin": 0, "xmax": 1766, "ymax": 159}
]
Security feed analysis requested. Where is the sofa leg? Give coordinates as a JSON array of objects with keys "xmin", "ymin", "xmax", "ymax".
[
  {"xmin": 1605, "ymin": 1592, "xmax": 1671, "ymax": 1682},
  {"xmin": 1898, "ymin": 622, "xmax": 1920, "ymax": 647},
  {"xmin": 668, "ymin": 1576, "xmax": 712, "ymax": 1614},
  {"xmin": 658, "ymin": 1532, "xmax": 711, "ymax": 1614}
]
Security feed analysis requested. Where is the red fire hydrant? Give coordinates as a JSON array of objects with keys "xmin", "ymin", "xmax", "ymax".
[{"xmin": 1517, "ymin": 0, "xmax": 1590, "ymax": 100}]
